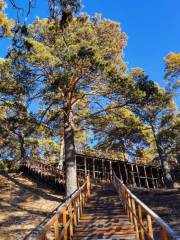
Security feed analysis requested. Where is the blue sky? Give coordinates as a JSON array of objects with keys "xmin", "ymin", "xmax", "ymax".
[{"xmin": 1, "ymin": 0, "xmax": 180, "ymax": 106}]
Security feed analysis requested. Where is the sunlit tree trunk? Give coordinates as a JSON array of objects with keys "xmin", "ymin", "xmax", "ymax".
[
  {"xmin": 58, "ymin": 135, "xmax": 64, "ymax": 170},
  {"xmin": 63, "ymin": 101, "xmax": 77, "ymax": 197}
]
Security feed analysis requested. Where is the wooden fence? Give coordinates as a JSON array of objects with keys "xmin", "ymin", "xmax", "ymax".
[
  {"xmin": 36, "ymin": 175, "xmax": 90, "ymax": 240},
  {"xmin": 20, "ymin": 154, "xmax": 167, "ymax": 189},
  {"xmin": 20, "ymin": 161, "xmax": 65, "ymax": 190},
  {"xmin": 76, "ymin": 154, "xmax": 165, "ymax": 188},
  {"xmin": 113, "ymin": 171, "xmax": 179, "ymax": 240}
]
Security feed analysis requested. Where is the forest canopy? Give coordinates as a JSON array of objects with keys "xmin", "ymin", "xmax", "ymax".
[{"xmin": 0, "ymin": 0, "xmax": 179, "ymax": 192}]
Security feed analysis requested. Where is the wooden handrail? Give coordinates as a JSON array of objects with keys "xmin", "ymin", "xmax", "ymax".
[
  {"xmin": 36, "ymin": 175, "xmax": 90, "ymax": 240},
  {"xmin": 113, "ymin": 171, "xmax": 179, "ymax": 240}
]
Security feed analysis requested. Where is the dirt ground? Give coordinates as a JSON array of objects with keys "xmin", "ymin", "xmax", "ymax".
[
  {"xmin": 0, "ymin": 172, "xmax": 63, "ymax": 240},
  {"xmin": 131, "ymin": 187, "xmax": 180, "ymax": 235}
]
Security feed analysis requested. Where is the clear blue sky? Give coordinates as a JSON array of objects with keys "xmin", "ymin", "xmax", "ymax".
[{"xmin": 1, "ymin": 0, "xmax": 180, "ymax": 105}]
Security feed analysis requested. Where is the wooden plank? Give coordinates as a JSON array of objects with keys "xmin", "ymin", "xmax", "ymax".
[
  {"xmin": 63, "ymin": 207, "xmax": 67, "ymax": 240},
  {"xmin": 84, "ymin": 157, "xmax": 87, "ymax": 176},
  {"xmin": 54, "ymin": 215, "xmax": 59, "ymax": 240},
  {"xmin": 131, "ymin": 165, "xmax": 136, "ymax": 187},
  {"xmin": 124, "ymin": 163, "xmax": 129, "ymax": 185},
  {"xmin": 136, "ymin": 164, "xmax": 141, "ymax": 187},
  {"xmin": 138, "ymin": 205, "xmax": 145, "ymax": 240},
  {"xmin": 69, "ymin": 204, "xmax": 73, "ymax": 239},
  {"xmin": 144, "ymin": 166, "xmax": 149, "ymax": 188},
  {"xmin": 147, "ymin": 214, "xmax": 153, "ymax": 239}
]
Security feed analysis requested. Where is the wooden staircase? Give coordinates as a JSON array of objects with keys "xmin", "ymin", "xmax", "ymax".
[
  {"xmin": 28, "ymin": 171, "xmax": 178, "ymax": 240},
  {"xmin": 73, "ymin": 183, "xmax": 137, "ymax": 240}
]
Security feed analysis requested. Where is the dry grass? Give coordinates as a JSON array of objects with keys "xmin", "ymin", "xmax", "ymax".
[
  {"xmin": 131, "ymin": 187, "xmax": 180, "ymax": 235},
  {"xmin": 0, "ymin": 172, "xmax": 63, "ymax": 240}
]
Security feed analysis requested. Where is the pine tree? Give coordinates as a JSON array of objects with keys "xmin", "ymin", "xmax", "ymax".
[
  {"xmin": 0, "ymin": 0, "xmax": 13, "ymax": 38},
  {"xmin": 10, "ymin": 14, "xmax": 127, "ymax": 196}
]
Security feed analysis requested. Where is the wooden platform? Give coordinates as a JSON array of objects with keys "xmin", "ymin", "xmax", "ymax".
[{"xmin": 73, "ymin": 183, "xmax": 137, "ymax": 240}]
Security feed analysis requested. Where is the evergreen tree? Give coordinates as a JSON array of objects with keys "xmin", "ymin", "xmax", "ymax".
[
  {"xmin": 131, "ymin": 69, "xmax": 177, "ymax": 187},
  {"xmin": 164, "ymin": 52, "xmax": 180, "ymax": 94},
  {"xmin": 0, "ymin": 0, "xmax": 13, "ymax": 38},
  {"xmin": 10, "ymin": 14, "xmax": 127, "ymax": 196}
]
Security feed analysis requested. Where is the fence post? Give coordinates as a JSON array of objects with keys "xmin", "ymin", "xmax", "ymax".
[
  {"xmin": 87, "ymin": 175, "xmax": 91, "ymax": 196},
  {"xmin": 128, "ymin": 194, "xmax": 133, "ymax": 223},
  {"xmin": 73, "ymin": 200, "xmax": 77, "ymax": 226},
  {"xmin": 138, "ymin": 205, "xmax": 145, "ymax": 240},
  {"xmin": 54, "ymin": 214, "xmax": 59, "ymax": 240},
  {"xmin": 160, "ymin": 227, "xmax": 169, "ymax": 240},
  {"xmin": 79, "ymin": 191, "xmax": 83, "ymax": 216},
  {"xmin": 69, "ymin": 203, "xmax": 73, "ymax": 239},
  {"xmin": 62, "ymin": 207, "xmax": 67, "ymax": 240},
  {"xmin": 131, "ymin": 198, "xmax": 139, "ymax": 238},
  {"xmin": 147, "ymin": 214, "xmax": 153, "ymax": 239}
]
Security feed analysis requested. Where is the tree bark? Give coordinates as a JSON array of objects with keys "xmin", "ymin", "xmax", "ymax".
[
  {"xmin": 58, "ymin": 135, "xmax": 64, "ymax": 170},
  {"xmin": 18, "ymin": 133, "xmax": 26, "ymax": 161},
  {"xmin": 151, "ymin": 124, "xmax": 173, "ymax": 188},
  {"xmin": 63, "ymin": 102, "xmax": 77, "ymax": 197}
]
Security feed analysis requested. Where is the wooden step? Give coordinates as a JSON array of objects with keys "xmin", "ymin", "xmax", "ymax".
[{"xmin": 73, "ymin": 184, "xmax": 138, "ymax": 240}]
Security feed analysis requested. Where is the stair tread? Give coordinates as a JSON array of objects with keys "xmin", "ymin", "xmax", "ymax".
[{"xmin": 73, "ymin": 184, "xmax": 138, "ymax": 240}]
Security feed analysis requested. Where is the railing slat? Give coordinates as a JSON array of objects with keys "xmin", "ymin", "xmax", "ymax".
[
  {"xmin": 112, "ymin": 171, "xmax": 178, "ymax": 240},
  {"xmin": 54, "ymin": 215, "xmax": 59, "ymax": 240},
  {"xmin": 138, "ymin": 205, "xmax": 145, "ymax": 240},
  {"xmin": 147, "ymin": 214, "xmax": 153, "ymax": 239},
  {"xmin": 35, "ymin": 175, "xmax": 90, "ymax": 240}
]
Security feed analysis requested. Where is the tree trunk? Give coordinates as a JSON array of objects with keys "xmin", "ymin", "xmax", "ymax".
[
  {"xmin": 58, "ymin": 135, "xmax": 64, "ymax": 170},
  {"xmin": 151, "ymin": 124, "xmax": 173, "ymax": 188},
  {"xmin": 64, "ymin": 102, "xmax": 77, "ymax": 197},
  {"xmin": 18, "ymin": 133, "xmax": 26, "ymax": 161}
]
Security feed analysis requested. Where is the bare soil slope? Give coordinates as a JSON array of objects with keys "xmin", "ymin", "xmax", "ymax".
[
  {"xmin": 0, "ymin": 172, "xmax": 63, "ymax": 240},
  {"xmin": 131, "ymin": 187, "xmax": 180, "ymax": 235}
]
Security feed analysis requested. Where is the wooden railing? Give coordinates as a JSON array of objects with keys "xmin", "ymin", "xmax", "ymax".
[
  {"xmin": 76, "ymin": 154, "xmax": 165, "ymax": 188},
  {"xmin": 20, "ymin": 161, "xmax": 65, "ymax": 187},
  {"xmin": 36, "ymin": 175, "xmax": 90, "ymax": 240},
  {"xmin": 113, "ymin": 171, "xmax": 179, "ymax": 240}
]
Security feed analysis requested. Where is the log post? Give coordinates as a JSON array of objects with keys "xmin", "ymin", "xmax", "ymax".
[
  {"xmin": 93, "ymin": 158, "xmax": 95, "ymax": 179},
  {"xmin": 144, "ymin": 166, "xmax": 149, "ymax": 188},
  {"xmin": 69, "ymin": 203, "xmax": 73, "ymax": 239},
  {"xmin": 160, "ymin": 227, "xmax": 168, "ymax": 240},
  {"xmin": 131, "ymin": 164, "xmax": 136, "ymax": 187},
  {"xmin": 131, "ymin": 198, "xmax": 139, "ymax": 238},
  {"xmin": 54, "ymin": 214, "xmax": 59, "ymax": 240},
  {"xmin": 62, "ymin": 207, "xmax": 67, "ymax": 240},
  {"xmin": 136, "ymin": 165, "xmax": 141, "ymax": 187},
  {"xmin": 84, "ymin": 157, "xmax": 87, "ymax": 176},
  {"xmin": 128, "ymin": 195, "xmax": 133, "ymax": 223},
  {"xmin": 124, "ymin": 163, "xmax": 129, "ymax": 185},
  {"xmin": 150, "ymin": 167, "xmax": 155, "ymax": 189},
  {"xmin": 110, "ymin": 160, "xmax": 112, "ymax": 181},
  {"xmin": 147, "ymin": 214, "xmax": 153, "ymax": 239},
  {"xmin": 118, "ymin": 164, "xmax": 123, "ymax": 181},
  {"xmin": 87, "ymin": 175, "xmax": 91, "ymax": 196},
  {"xmin": 138, "ymin": 205, "xmax": 145, "ymax": 240},
  {"xmin": 102, "ymin": 159, "xmax": 105, "ymax": 180}
]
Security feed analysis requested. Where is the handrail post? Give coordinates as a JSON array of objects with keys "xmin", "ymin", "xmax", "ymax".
[
  {"xmin": 131, "ymin": 198, "xmax": 139, "ymax": 238},
  {"xmin": 160, "ymin": 227, "xmax": 169, "ymax": 240},
  {"xmin": 128, "ymin": 195, "xmax": 133, "ymax": 223},
  {"xmin": 62, "ymin": 207, "xmax": 67, "ymax": 240},
  {"xmin": 87, "ymin": 174, "xmax": 91, "ymax": 196},
  {"xmin": 73, "ymin": 200, "xmax": 77, "ymax": 226},
  {"xmin": 147, "ymin": 214, "xmax": 153, "ymax": 239},
  {"xmin": 138, "ymin": 205, "xmax": 145, "ymax": 240},
  {"xmin": 54, "ymin": 214, "xmax": 59, "ymax": 240},
  {"xmin": 69, "ymin": 203, "xmax": 73, "ymax": 239},
  {"xmin": 79, "ymin": 190, "xmax": 83, "ymax": 216}
]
